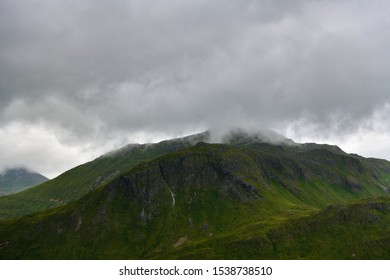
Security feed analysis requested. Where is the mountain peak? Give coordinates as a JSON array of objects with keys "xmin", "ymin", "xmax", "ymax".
[
  {"xmin": 0, "ymin": 167, "xmax": 48, "ymax": 196},
  {"xmin": 215, "ymin": 128, "xmax": 296, "ymax": 146}
]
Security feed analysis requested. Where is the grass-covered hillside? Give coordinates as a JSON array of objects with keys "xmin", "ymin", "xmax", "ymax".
[
  {"xmin": 0, "ymin": 134, "xmax": 389, "ymax": 259},
  {"xmin": 0, "ymin": 132, "xmax": 210, "ymax": 220}
]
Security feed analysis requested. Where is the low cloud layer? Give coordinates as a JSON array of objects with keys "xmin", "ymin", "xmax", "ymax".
[{"xmin": 1, "ymin": 0, "xmax": 390, "ymax": 177}]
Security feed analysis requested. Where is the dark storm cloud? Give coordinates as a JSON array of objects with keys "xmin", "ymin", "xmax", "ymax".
[{"xmin": 1, "ymin": 0, "xmax": 390, "ymax": 175}]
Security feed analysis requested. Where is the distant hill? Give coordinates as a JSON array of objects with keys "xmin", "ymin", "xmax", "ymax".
[
  {"xmin": 0, "ymin": 168, "xmax": 48, "ymax": 197},
  {"xmin": 0, "ymin": 130, "xmax": 390, "ymax": 259}
]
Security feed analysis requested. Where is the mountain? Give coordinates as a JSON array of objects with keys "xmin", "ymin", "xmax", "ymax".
[
  {"xmin": 0, "ymin": 168, "xmax": 48, "ymax": 197},
  {"xmin": 0, "ymin": 131, "xmax": 210, "ymax": 220},
  {"xmin": 0, "ymin": 131, "xmax": 390, "ymax": 259},
  {"xmin": 0, "ymin": 129, "xmax": 297, "ymax": 221}
]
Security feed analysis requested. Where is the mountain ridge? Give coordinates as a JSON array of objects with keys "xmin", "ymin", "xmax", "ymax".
[
  {"xmin": 0, "ymin": 133, "xmax": 389, "ymax": 259},
  {"xmin": 0, "ymin": 130, "xmax": 299, "ymax": 220}
]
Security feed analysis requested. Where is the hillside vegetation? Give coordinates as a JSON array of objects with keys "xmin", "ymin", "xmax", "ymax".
[
  {"xmin": 0, "ymin": 133, "xmax": 389, "ymax": 259},
  {"xmin": 0, "ymin": 132, "xmax": 209, "ymax": 220}
]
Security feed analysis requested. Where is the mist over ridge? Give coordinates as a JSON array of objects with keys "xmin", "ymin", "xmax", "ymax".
[{"xmin": 1, "ymin": 0, "xmax": 390, "ymax": 177}]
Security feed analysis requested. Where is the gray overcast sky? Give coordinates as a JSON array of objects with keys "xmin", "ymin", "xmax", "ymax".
[{"xmin": 1, "ymin": 0, "xmax": 390, "ymax": 178}]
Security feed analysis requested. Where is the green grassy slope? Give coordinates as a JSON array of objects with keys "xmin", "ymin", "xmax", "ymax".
[
  {"xmin": 267, "ymin": 197, "xmax": 390, "ymax": 259},
  {"xmin": 162, "ymin": 197, "xmax": 390, "ymax": 259},
  {"xmin": 0, "ymin": 142, "xmax": 389, "ymax": 259},
  {"xmin": 0, "ymin": 132, "xmax": 210, "ymax": 220}
]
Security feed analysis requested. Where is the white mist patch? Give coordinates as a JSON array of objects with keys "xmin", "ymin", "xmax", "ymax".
[
  {"xmin": 0, "ymin": 123, "xmax": 96, "ymax": 178},
  {"xmin": 341, "ymin": 131, "xmax": 390, "ymax": 160},
  {"xmin": 207, "ymin": 127, "xmax": 296, "ymax": 145},
  {"xmin": 0, "ymin": 166, "xmax": 30, "ymax": 177}
]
